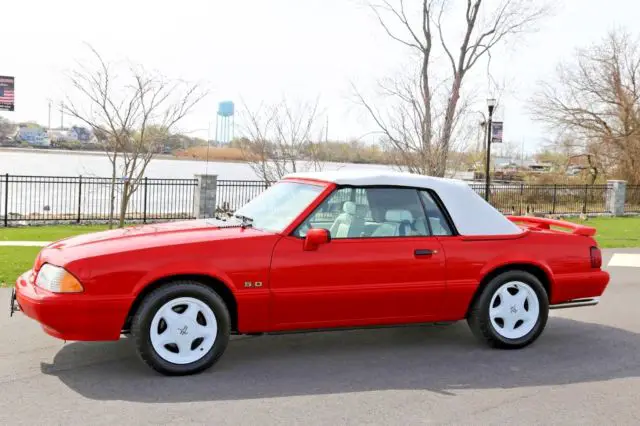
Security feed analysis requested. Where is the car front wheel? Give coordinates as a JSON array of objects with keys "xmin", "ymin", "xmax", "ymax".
[
  {"xmin": 467, "ymin": 270, "xmax": 549, "ymax": 349},
  {"xmin": 131, "ymin": 281, "xmax": 231, "ymax": 375}
]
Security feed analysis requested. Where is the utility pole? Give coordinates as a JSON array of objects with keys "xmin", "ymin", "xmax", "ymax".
[{"xmin": 325, "ymin": 115, "xmax": 329, "ymax": 143}]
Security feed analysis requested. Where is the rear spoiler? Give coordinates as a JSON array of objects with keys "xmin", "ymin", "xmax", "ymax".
[{"xmin": 506, "ymin": 216, "xmax": 596, "ymax": 237}]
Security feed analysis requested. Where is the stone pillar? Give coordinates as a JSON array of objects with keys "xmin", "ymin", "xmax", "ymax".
[
  {"xmin": 607, "ymin": 180, "xmax": 626, "ymax": 216},
  {"xmin": 193, "ymin": 174, "xmax": 218, "ymax": 219}
]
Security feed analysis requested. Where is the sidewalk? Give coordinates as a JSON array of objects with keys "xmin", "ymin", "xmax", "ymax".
[{"xmin": 0, "ymin": 241, "xmax": 51, "ymax": 247}]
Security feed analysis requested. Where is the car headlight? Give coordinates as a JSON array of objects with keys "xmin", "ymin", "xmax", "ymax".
[{"xmin": 35, "ymin": 264, "xmax": 84, "ymax": 293}]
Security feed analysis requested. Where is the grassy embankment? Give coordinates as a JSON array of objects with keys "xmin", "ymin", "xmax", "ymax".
[
  {"xmin": 1, "ymin": 217, "xmax": 639, "ymax": 286},
  {"xmin": 174, "ymin": 146, "xmax": 247, "ymax": 162}
]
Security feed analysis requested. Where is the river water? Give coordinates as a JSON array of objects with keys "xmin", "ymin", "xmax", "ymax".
[
  {"xmin": 0, "ymin": 149, "xmax": 393, "ymax": 180},
  {"xmin": 0, "ymin": 149, "xmax": 398, "ymax": 221}
]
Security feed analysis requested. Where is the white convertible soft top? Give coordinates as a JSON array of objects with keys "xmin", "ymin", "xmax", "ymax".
[{"xmin": 284, "ymin": 170, "xmax": 523, "ymax": 236}]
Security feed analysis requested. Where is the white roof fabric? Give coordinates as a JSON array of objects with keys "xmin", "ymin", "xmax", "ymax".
[{"xmin": 284, "ymin": 170, "xmax": 523, "ymax": 236}]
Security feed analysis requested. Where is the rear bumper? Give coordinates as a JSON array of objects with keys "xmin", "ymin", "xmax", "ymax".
[
  {"xmin": 14, "ymin": 270, "xmax": 132, "ymax": 341},
  {"xmin": 551, "ymin": 270, "xmax": 610, "ymax": 306}
]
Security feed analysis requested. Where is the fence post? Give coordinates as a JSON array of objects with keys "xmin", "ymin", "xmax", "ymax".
[
  {"xmin": 519, "ymin": 183, "xmax": 524, "ymax": 215},
  {"xmin": 193, "ymin": 174, "xmax": 218, "ymax": 219},
  {"xmin": 552, "ymin": 184, "xmax": 557, "ymax": 214},
  {"xmin": 606, "ymin": 180, "xmax": 627, "ymax": 216},
  {"xmin": 582, "ymin": 184, "xmax": 588, "ymax": 214},
  {"xmin": 3, "ymin": 174, "xmax": 8, "ymax": 227},
  {"xmin": 143, "ymin": 177, "xmax": 148, "ymax": 224},
  {"xmin": 77, "ymin": 175, "xmax": 82, "ymax": 223}
]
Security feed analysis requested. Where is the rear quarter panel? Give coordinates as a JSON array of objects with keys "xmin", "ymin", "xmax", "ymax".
[{"xmin": 437, "ymin": 230, "xmax": 603, "ymax": 320}]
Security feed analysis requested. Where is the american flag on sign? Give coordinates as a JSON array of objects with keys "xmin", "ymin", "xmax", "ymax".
[
  {"xmin": 0, "ymin": 87, "xmax": 14, "ymax": 102},
  {"xmin": 0, "ymin": 76, "xmax": 15, "ymax": 111}
]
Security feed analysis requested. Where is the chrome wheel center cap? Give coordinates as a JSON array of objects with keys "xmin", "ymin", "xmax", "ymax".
[{"xmin": 510, "ymin": 305, "xmax": 518, "ymax": 314}]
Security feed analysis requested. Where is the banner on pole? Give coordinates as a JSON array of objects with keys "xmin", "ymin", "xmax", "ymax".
[
  {"xmin": 0, "ymin": 76, "xmax": 15, "ymax": 111},
  {"xmin": 491, "ymin": 121, "xmax": 503, "ymax": 143}
]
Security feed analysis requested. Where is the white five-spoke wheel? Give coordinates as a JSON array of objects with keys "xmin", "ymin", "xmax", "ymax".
[
  {"xmin": 467, "ymin": 270, "xmax": 549, "ymax": 349},
  {"xmin": 131, "ymin": 281, "xmax": 231, "ymax": 376},
  {"xmin": 489, "ymin": 281, "xmax": 540, "ymax": 340},
  {"xmin": 150, "ymin": 297, "xmax": 218, "ymax": 365}
]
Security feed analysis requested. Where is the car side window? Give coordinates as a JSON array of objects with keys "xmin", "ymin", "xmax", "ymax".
[
  {"xmin": 294, "ymin": 187, "xmax": 369, "ymax": 238},
  {"xmin": 418, "ymin": 190, "xmax": 453, "ymax": 236},
  {"xmin": 294, "ymin": 186, "xmax": 432, "ymax": 239}
]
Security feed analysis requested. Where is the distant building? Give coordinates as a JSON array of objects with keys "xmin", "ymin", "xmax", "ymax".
[
  {"xmin": 17, "ymin": 126, "xmax": 50, "ymax": 147},
  {"xmin": 71, "ymin": 126, "xmax": 95, "ymax": 142},
  {"xmin": 47, "ymin": 126, "xmax": 99, "ymax": 144},
  {"xmin": 48, "ymin": 128, "xmax": 78, "ymax": 142}
]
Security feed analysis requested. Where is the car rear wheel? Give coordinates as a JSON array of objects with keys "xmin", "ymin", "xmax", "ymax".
[
  {"xmin": 467, "ymin": 270, "xmax": 549, "ymax": 349},
  {"xmin": 131, "ymin": 281, "xmax": 231, "ymax": 375}
]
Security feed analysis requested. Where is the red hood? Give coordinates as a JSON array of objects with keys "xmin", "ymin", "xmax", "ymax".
[
  {"xmin": 37, "ymin": 219, "xmax": 270, "ymax": 271},
  {"xmin": 47, "ymin": 219, "xmax": 241, "ymax": 249}
]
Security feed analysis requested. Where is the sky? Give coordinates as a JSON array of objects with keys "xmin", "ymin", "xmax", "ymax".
[{"xmin": 1, "ymin": 0, "xmax": 638, "ymax": 155}]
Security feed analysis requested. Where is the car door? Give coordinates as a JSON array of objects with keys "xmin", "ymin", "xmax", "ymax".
[{"xmin": 268, "ymin": 186, "xmax": 447, "ymax": 331}]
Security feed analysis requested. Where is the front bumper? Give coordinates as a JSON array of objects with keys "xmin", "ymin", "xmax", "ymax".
[{"xmin": 14, "ymin": 270, "xmax": 132, "ymax": 341}]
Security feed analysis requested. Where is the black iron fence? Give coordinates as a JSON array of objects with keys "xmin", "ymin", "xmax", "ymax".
[
  {"xmin": 1, "ymin": 174, "xmax": 197, "ymax": 225},
  {"xmin": 0, "ymin": 174, "xmax": 637, "ymax": 226},
  {"xmin": 626, "ymin": 185, "xmax": 640, "ymax": 213},
  {"xmin": 469, "ymin": 183, "xmax": 612, "ymax": 215},
  {"xmin": 216, "ymin": 180, "xmax": 271, "ymax": 212}
]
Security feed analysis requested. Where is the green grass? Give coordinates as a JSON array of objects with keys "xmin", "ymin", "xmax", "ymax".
[
  {"xmin": 0, "ymin": 246, "xmax": 42, "ymax": 284},
  {"xmin": 0, "ymin": 225, "xmax": 109, "ymax": 286},
  {"xmin": 565, "ymin": 216, "xmax": 640, "ymax": 248},
  {"xmin": 0, "ymin": 225, "xmax": 109, "ymax": 242},
  {"xmin": 0, "ymin": 217, "xmax": 639, "ymax": 286}
]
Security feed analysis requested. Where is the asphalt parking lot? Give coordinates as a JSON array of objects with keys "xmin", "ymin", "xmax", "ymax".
[{"xmin": 1, "ymin": 249, "xmax": 638, "ymax": 425}]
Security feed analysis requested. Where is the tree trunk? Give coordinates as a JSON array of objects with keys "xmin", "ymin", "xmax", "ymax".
[
  {"xmin": 438, "ymin": 75, "xmax": 462, "ymax": 177},
  {"xmin": 119, "ymin": 180, "xmax": 130, "ymax": 228},
  {"xmin": 108, "ymin": 161, "xmax": 117, "ymax": 230}
]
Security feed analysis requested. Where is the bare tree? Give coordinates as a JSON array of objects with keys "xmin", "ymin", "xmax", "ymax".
[
  {"xmin": 357, "ymin": 0, "xmax": 549, "ymax": 176},
  {"xmin": 239, "ymin": 97, "xmax": 324, "ymax": 182},
  {"xmin": 64, "ymin": 45, "xmax": 208, "ymax": 227},
  {"xmin": 531, "ymin": 29, "xmax": 640, "ymax": 184}
]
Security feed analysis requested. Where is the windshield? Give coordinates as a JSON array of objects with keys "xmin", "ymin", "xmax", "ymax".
[{"xmin": 233, "ymin": 181, "xmax": 325, "ymax": 233}]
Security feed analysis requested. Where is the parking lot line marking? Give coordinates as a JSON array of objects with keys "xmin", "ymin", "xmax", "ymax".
[
  {"xmin": 608, "ymin": 253, "xmax": 640, "ymax": 268},
  {"xmin": 0, "ymin": 241, "xmax": 51, "ymax": 247}
]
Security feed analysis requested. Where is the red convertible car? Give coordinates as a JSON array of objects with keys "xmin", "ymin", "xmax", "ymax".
[{"xmin": 11, "ymin": 171, "xmax": 610, "ymax": 375}]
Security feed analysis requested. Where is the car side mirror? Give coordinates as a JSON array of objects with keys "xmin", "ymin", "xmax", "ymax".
[{"xmin": 303, "ymin": 228, "xmax": 331, "ymax": 251}]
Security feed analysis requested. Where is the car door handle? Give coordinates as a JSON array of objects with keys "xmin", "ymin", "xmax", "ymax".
[{"xmin": 414, "ymin": 249, "xmax": 437, "ymax": 257}]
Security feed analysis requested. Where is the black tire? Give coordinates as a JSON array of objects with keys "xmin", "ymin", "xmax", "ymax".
[
  {"xmin": 467, "ymin": 270, "xmax": 549, "ymax": 349},
  {"xmin": 131, "ymin": 281, "xmax": 231, "ymax": 376}
]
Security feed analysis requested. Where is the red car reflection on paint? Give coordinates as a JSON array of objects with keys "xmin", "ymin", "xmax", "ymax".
[{"xmin": 12, "ymin": 171, "xmax": 610, "ymax": 375}]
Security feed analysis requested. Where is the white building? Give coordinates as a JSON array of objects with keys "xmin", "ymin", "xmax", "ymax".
[{"xmin": 17, "ymin": 127, "xmax": 51, "ymax": 147}]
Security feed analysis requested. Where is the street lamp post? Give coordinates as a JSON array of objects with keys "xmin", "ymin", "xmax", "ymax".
[{"xmin": 484, "ymin": 98, "xmax": 497, "ymax": 201}]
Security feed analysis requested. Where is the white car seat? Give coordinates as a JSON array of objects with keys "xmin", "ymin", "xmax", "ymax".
[
  {"xmin": 329, "ymin": 201, "xmax": 366, "ymax": 238},
  {"xmin": 371, "ymin": 209, "xmax": 414, "ymax": 237}
]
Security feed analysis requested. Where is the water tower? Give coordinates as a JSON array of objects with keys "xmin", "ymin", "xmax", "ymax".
[{"xmin": 215, "ymin": 101, "xmax": 234, "ymax": 145}]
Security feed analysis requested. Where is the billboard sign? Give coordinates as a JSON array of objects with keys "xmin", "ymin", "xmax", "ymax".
[{"xmin": 0, "ymin": 76, "xmax": 14, "ymax": 111}]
